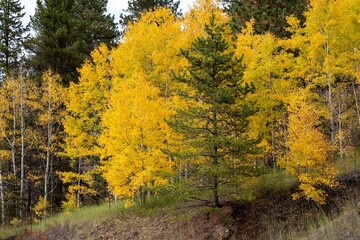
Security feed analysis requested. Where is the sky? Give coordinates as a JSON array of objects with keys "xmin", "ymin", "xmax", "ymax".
[{"xmin": 21, "ymin": 0, "xmax": 197, "ymax": 25}]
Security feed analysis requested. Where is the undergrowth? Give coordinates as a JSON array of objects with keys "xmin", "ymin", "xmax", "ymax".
[{"xmin": 1, "ymin": 153, "xmax": 360, "ymax": 239}]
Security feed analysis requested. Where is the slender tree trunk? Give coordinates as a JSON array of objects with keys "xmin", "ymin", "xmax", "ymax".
[
  {"xmin": 44, "ymin": 98, "xmax": 52, "ymax": 213},
  {"xmin": 0, "ymin": 161, "xmax": 5, "ymax": 226},
  {"xmin": 212, "ymin": 111, "xmax": 219, "ymax": 208},
  {"xmin": 139, "ymin": 127, "xmax": 147, "ymax": 205},
  {"xmin": 50, "ymin": 156, "xmax": 54, "ymax": 214},
  {"xmin": 338, "ymin": 98, "xmax": 343, "ymax": 161},
  {"xmin": 325, "ymin": 41, "xmax": 335, "ymax": 144},
  {"xmin": 351, "ymin": 80, "xmax": 360, "ymax": 126},
  {"xmin": 212, "ymin": 168, "xmax": 219, "ymax": 207},
  {"xmin": 271, "ymin": 125, "xmax": 276, "ymax": 168},
  {"xmin": 327, "ymin": 74, "xmax": 335, "ymax": 144},
  {"xmin": 19, "ymin": 78, "xmax": 25, "ymax": 219},
  {"xmin": 139, "ymin": 186, "xmax": 146, "ymax": 205},
  {"xmin": 76, "ymin": 158, "xmax": 82, "ymax": 208},
  {"xmin": 44, "ymin": 121, "xmax": 51, "ymax": 213},
  {"xmin": 11, "ymin": 79, "xmax": 16, "ymax": 177}
]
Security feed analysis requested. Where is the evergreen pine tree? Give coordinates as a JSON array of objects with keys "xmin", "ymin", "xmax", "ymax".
[
  {"xmin": 27, "ymin": 0, "xmax": 79, "ymax": 86},
  {"xmin": 0, "ymin": 0, "xmax": 28, "ymax": 79},
  {"xmin": 221, "ymin": 0, "xmax": 308, "ymax": 38},
  {"xmin": 75, "ymin": 0, "xmax": 118, "ymax": 58},
  {"xmin": 170, "ymin": 15, "xmax": 259, "ymax": 207},
  {"xmin": 119, "ymin": 0, "xmax": 181, "ymax": 30},
  {"xmin": 26, "ymin": 0, "xmax": 118, "ymax": 86}
]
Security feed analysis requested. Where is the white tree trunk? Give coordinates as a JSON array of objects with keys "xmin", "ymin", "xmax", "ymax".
[
  {"xmin": 338, "ymin": 98, "xmax": 343, "ymax": 161},
  {"xmin": 0, "ymin": 161, "xmax": 5, "ymax": 225},
  {"xmin": 44, "ymin": 96, "xmax": 52, "ymax": 213},
  {"xmin": 11, "ymin": 80, "xmax": 16, "ymax": 177},
  {"xmin": 351, "ymin": 81, "xmax": 360, "ymax": 126},
  {"xmin": 19, "ymin": 78, "xmax": 25, "ymax": 219},
  {"xmin": 76, "ymin": 158, "xmax": 82, "ymax": 208},
  {"xmin": 327, "ymin": 74, "xmax": 335, "ymax": 144}
]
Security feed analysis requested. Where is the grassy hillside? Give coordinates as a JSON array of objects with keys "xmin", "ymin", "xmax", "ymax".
[{"xmin": 1, "ymin": 166, "xmax": 360, "ymax": 240}]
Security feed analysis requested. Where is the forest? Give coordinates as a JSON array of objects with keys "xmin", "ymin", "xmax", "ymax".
[{"xmin": 0, "ymin": 0, "xmax": 359, "ymax": 228}]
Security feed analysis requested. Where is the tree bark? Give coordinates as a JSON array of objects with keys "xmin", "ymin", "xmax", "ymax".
[
  {"xmin": 325, "ymin": 40, "xmax": 335, "ymax": 144},
  {"xmin": 211, "ymin": 111, "xmax": 220, "ymax": 208},
  {"xmin": 19, "ymin": 77, "xmax": 25, "ymax": 219},
  {"xmin": 11, "ymin": 79, "xmax": 16, "ymax": 177},
  {"xmin": 0, "ymin": 161, "xmax": 5, "ymax": 225},
  {"xmin": 76, "ymin": 158, "xmax": 82, "ymax": 208},
  {"xmin": 338, "ymin": 98, "xmax": 343, "ymax": 161},
  {"xmin": 44, "ymin": 96, "xmax": 52, "ymax": 213},
  {"xmin": 351, "ymin": 80, "xmax": 360, "ymax": 126}
]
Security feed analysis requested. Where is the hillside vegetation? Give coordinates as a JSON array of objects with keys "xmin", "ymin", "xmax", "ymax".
[
  {"xmin": 1, "ymin": 166, "xmax": 360, "ymax": 239},
  {"xmin": 0, "ymin": 1, "xmax": 360, "ymax": 238}
]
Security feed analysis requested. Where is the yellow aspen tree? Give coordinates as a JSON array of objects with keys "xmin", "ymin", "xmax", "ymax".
[
  {"xmin": 285, "ymin": 0, "xmax": 360, "ymax": 151},
  {"xmin": 18, "ymin": 75, "xmax": 39, "ymax": 219},
  {"xmin": 235, "ymin": 22, "xmax": 296, "ymax": 167},
  {"xmin": 279, "ymin": 91, "xmax": 338, "ymax": 204},
  {"xmin": 111, "ymin": 8, "xmax": 186, "ymax": 181},
  {"xmin": 0, "ymin": 149, "xmax": 10, "ymax": 225},
  {"xmin": 0, "ymin": 77, "xmax": 19, "ymax": 178},
  {"xmin": 0, "ymin": 157, "xmax": 4, "ymax": 225},
  {"xmin": 181, "ymin": 0, "xmax": 229, "ymax": 47},
  {"xmin": 37, "ymin": 70, "xmax": 66, "ymax": 215},
  {"xmin": 56, "ymin": 171, "xmax": 97, "ymax": 212},
  {"xmin": 112, "ymin": 8, "xmax": 184, "ymax": 99},
  {"xmin": 0, "ymin": 81, "xmax": 17, "ymax": 224},
  {"xmin": 62, "ymin": 43, "xmax": 112, "ymax": 209},
  {"xmin": 0, "ymin": 75, "xmax": 39, "ymax": 219},
  {"xmin": 99, "ymin": 74, "xmax": 173, "ymax": 206}
]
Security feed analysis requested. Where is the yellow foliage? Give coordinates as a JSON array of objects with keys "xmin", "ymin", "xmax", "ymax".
[
  {"xmin": 61, "ymin": 193, "xmax": 78, "ymax": 212},
  {"xmin": 235, "ymin": 21, "xmax": 296, "ymax": 160},
  {"xmin": 111, "ymin": 7, "xmax": 186, "ymax": 112},
  {"xmin": 33, "ymin": 196, "xmax": 50, "ymax": 218},
  {"xmin": 9, "ymin": 217, "xmax": 21, "ymax": 226},
  {"xmin": 57, "ymin": 170, "xmax": 97, "ymax": 211},
  {"xmin": 100, "ymin": 73, "xmax": 174, "ymax": 203},
  {"xmin": 279, "ymin": 91, "xmax": 338, "ymax": 204},
  {"xmin": 63, "ymin": 43, "xmax": 112, "ymax": 159},
  {"xmin": 182, "ymin": 0, "xmax": 229, "ymax": 46}
]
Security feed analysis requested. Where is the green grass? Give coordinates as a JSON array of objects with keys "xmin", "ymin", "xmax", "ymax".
[
  {"xmin": 0, "ymin": 225, "xmax": 24, "ymax": 239},
  {"xmin": 225, "ymin": 168, "xmax": 298, "ymax": 203},
  {"xmin": 0, "ymin": 201, "xmax": 125, "ymax": 240},
  {"xmin": 0, "ymin": 191, "xmax": 187, "ymax": 240},
  {"xmin": 255, "ymin": 169, "xmax": 298, "ymax": 193},
  {"xmin": 1, "ymin": 157, "xmax": 359, "ymax": 240},
  {"xmin": 337, "ymin": 150, "xmax": 360, "ymax": 176}
]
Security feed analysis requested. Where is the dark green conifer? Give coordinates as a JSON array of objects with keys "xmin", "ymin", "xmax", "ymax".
[
  {"xmin": 27, "ymin": 0, "xmax": 118, "ymax": 86},
  {"xmin": 170, "ymin": 15, "xmax": 259, "ymax": 207},
  {"xmin": 0, "ymin": 0, "xmax": 28, "ymax": 79},
  {"xmin": 221, "ymin": 0, "xmax": 308, "ymax": 38},
  {"xmin": 120, "ymin": 0, "xmax": 181, "ymax": 30}
]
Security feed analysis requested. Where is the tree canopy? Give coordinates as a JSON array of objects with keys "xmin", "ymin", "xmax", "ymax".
[
  {"xmin": 0, "ymin": 0, "xmax": 28, "ymax": 79},
  {"xmin": 27, "ymin": 0, "xmax": 118, "ymax": 86}
]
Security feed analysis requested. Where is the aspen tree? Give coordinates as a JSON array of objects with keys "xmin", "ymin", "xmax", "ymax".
[
  {"xmin": 100, "ymin": 74, "xmax": 173, "ymax": 206},
  {"xmin": 62, "ymin": 44, "xmax": 112, "ymax": 209},
  {"xmin": 279, "ymin": 91, "xmax": 338, "ymax": 204},
  {"xmin": 38, "ymin": 70, "xmax": 65, "ymax": 214}
]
